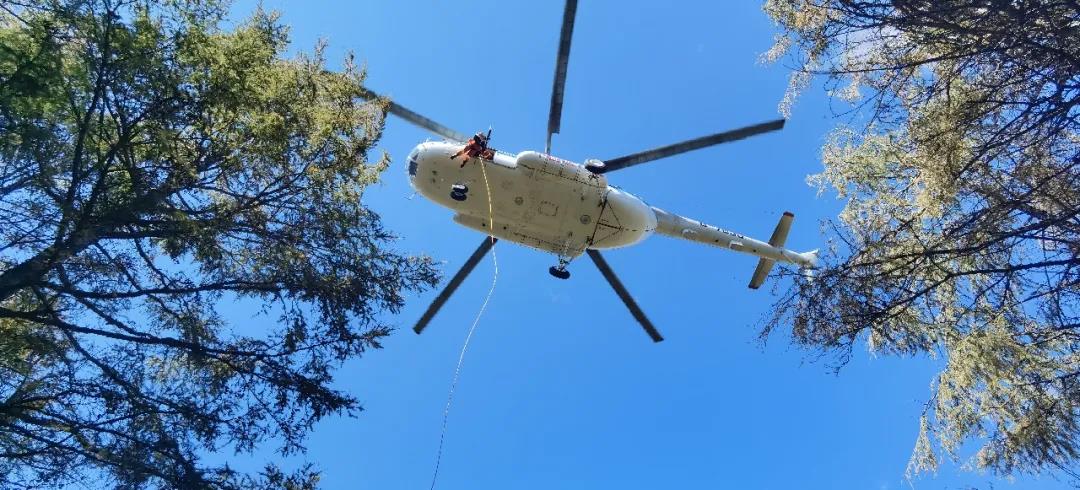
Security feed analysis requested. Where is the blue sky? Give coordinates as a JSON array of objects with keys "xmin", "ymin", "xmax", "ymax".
[{"xmin": 217, "ymin": 1, "xmax": 1071, "ymax": 488}]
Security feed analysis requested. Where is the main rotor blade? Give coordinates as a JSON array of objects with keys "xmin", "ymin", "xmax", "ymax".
[
  {"xmin": 414, "ymin": 237, "xmax": 498, "ymax": 335},
  {"xmin": 546, "ymin": 0, "xmax": 579, "ymax": 154},
  {"xmin": 361, "ymin": 88, "xmax": 468, "ymax": 142},
  {"xmin": 586, "ymin": 250, "xmax": 663, "ymax": 342},
  {"xmin": 600, "ymin": 118, "xmax": 786, "ymax": 173}
]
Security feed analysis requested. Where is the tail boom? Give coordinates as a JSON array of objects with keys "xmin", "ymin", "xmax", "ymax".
[{"xmin": 651, "ymin": 207, "xmax": 816, "ymax": 287}]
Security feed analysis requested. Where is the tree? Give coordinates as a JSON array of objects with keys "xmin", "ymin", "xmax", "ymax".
[
  {"xmin": 762, "ymin": 0, "xmax": 1080, "ymax": 479},
  {"xmin": 0, "ymin": 1, "xmax": 438, "ymax": 487}
]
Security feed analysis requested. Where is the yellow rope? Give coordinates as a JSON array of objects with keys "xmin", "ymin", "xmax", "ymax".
[{"xmin": 429, "ymin": 154, "xmax": 499, "ymax": 490}]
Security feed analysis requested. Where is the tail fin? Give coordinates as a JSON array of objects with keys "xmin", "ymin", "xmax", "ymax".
[
  {"xmin": 748, "ymin": 212, "xmax": 794, "ymax": 289},
  {"xmin": 799, "ymin": 249, "xmax": 820, "ymax": 268}
]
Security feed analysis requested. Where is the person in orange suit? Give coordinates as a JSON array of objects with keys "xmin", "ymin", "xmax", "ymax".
[{"xmin": 451, "ymin": 132, "xmax": 493, "ymax": 167}]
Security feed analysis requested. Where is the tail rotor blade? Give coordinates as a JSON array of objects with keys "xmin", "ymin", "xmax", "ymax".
[
  {"xmin": 414, "ymin": 237, "xmax": 498, "ymax": 334},
  {"xmin": 586, "ymin": 250, "xmax": 663, "ymax": 342},
  {"xmin": 546, "ymin": 0, "xmax": 579, "ymax": 154},
  {"xmin": 601, "ymin": 118, "xmax": 785, "ymax": 173}
]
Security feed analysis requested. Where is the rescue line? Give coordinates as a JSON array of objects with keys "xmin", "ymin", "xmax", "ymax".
[{"xmin": 428, "ymin": 150, "xmax": 499, "ymax": 490}]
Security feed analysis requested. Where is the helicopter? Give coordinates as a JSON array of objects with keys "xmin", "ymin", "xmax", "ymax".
[{"xmin": 364, "ymin": 0, "xmax": 817, "ymax": 342}]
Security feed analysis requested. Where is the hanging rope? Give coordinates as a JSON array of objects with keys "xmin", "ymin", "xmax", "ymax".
[{"xmin": 428, "ymin": 155, "xmax": 499, "ymax": 490}]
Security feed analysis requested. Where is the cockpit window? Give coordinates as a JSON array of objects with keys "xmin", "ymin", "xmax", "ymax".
[{"xmin": 407, "ymin": 147, "xmax": 420, "ymax": 176}]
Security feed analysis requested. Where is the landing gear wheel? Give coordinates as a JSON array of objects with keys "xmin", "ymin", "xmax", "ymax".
[
  {"xmin": 450, "ymin": 190, "xmax": 467, "ymax": 201},
  {"xmin": 548, "ymin": 266, "xmax": 570, "ymax": 280}
]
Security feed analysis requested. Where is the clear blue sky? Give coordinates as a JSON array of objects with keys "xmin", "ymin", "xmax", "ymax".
[{"xmin": 215, "ymin": 1, "xmax": 1070, "ymax": 488}]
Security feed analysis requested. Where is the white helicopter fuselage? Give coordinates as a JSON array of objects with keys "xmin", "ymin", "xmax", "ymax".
[{"xmin": 407, "ymin": 141, "xmax": 816, "ymax": 276}]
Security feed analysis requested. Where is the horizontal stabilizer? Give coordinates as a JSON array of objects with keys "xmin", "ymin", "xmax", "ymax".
[
  {"xmin": 748, "ymin": 212, "xmax": 795, "ymax": 289},
  {"xmin": 768, "ymin": 212, "xmax": 794, "ymax": 248},
  {"xmin": 748, "ymin": 258, "xmax": 775, "ymax": 289}
]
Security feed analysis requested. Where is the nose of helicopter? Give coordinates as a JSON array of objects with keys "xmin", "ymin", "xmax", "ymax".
[{"xmin": 406, "ymin": 141, "xmax": 463, "ymax": 180}]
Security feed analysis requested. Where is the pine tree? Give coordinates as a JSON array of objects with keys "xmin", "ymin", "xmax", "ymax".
[
  {"xmin": 763, "ymin": 0, "xmax": 1080, "ymax": 478},
  {"xmin": 0, "ymin": 1, "xmax": 437, "ymax": 487}
]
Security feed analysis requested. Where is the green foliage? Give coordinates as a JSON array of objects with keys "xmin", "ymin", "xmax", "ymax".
[
  {"xmin": 0, "ymin": 1, "xmax": 437, "ymax": 487},
  {"xmin": 763, "ymin": 0, "xmax": 1080, "ymax": 480}
]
